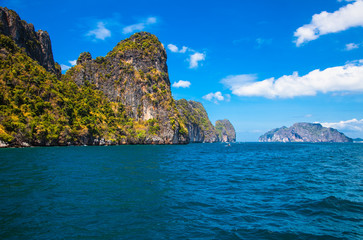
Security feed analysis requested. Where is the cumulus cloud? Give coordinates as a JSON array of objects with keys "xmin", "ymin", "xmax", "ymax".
[
  {"xmin": 167, "ymin": 44, "xmax": 188, "ymax": 53},
  {"xmin": 172, "ymin": 80, "xmax": 191, "ymax": 88},
  {"xmin": 179, "ymin": 46, "xmax": 188, "ymax": 53},
  {"xmin": 221, "ymin": 60, "xmax": 363, "ymax": 98},
  {"xmin": 167, "ymin": 44, "xmax": 179, "ymax": 52},
  {"xmin": 87, "ymin": 22, "xmax": 111, "ymax": 40},
  {"xmin": 345, "ymin": 42, "xmax": 360, "ymax": 50},
  {"xmin": 167, "ymin": 43, "xmax": 205, "ymax": 68},
  {"xmin": 60, "ymin": 64, "xmax": 71, "ymax": 71},
  {"xmin": 69, "ymin": 60, "xmax": 77, "ymax": 66},
  {"xmin": 189, "ymin": 52, "xmax": 205, "ymax": 69},
  {"xmin": 169, "ymin": 44, "xmax": 187, "ymax": 53},
  {"xmin": 320, "ymin": 118, "xmax": 363, "ymax": 131},
  {"xmin": 203, "ymin": 91, "xmax": 225, "ymax": 103},
  {"xmin": 294, "ymin": 0, "xmax": 363, "ymax": 46},
  {"xmin": 122, "ymin": 17, "xmax": 157, "ymax": 34}
]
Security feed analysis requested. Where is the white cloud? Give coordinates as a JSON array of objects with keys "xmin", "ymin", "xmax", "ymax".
[
  {"xmin": 221, "ymin": 60, "xmax": 363, "ymax": 98},
  {"xmin": 256, "ymin": 38, "xmax": 272, "ymax": 48},
  {"xmin": 146, "ymin": 17, "xmax": 157, "ymax": 24},
  {"xmin": 69, "ymin": 60, "xmax": 77, "ymax": 66},
  {"xmin": 179, "ymin": 46, "xmax": 188, "ymax": 53},
  {"xmin": 167, "ymin": 44, "xmax": 205, "ymax": 68},
  {"xmin": 60, "ymin": 64, "xmax": 71, "ymax": 71},
  {"xmin": 172, "ymin": 80, "xmax": 191, "ymax": 88},
  {"xmin": 122, "ymin": 17, "xmax": 157, "ymax": 34},
  {"xmin": 345, "ymin": 42, "xmax": 360, "ymax": 50},
  {"xmin": 203, "ymin": 91, "xmax": 225, "ymax": 103},
  {"xmin": 189, "ymin": 52, "xmax": 205, "ymax": 69},
  {"xmin": 87, "ymin": 22, "xmax": 111, "ymax": 40},
  {"xmin": 167, "ymin": 44, "xmax": 189, "ymax": 53},
  {"xmin": 294, "ymin": 0, "xmax": 363, "ymax": 46},
  {"xmin": 320, "ymin": 118, "xmax": 363, "ymax": 131},
  {"xmin": 167, "ymin": 44, "xmax": 179, "ymax": 52}
]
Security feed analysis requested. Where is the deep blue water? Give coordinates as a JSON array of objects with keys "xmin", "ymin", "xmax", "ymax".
[{"xmin": 0, "ymin": 143, "xmax": 362, "ymax": 239}]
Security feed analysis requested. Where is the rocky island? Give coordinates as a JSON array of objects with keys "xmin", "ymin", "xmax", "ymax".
[
  {"xmin": 0, "ymin": 7, "xmax": 235, "ymax": 147},
  {"xmin": 259, "ymin": 122, "xmax": 352, "ymax": 143},
  {"xmin": 215, "ymin": 119, "xmax": 236, "ymax": 142}
]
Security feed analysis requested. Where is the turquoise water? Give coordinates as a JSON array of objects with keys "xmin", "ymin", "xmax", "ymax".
[{"xmin": 0, "ymin": 143, "xmax": 362, "ymax": 239}]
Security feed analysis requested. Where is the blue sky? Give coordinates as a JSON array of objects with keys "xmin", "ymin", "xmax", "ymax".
[{"xmin": 3, "ymin": 0, "xmax": 363, "ymax": 141}]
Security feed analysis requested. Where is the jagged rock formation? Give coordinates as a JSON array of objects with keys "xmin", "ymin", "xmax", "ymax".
[
  {"xmin": 215, "ymin": 119, "xmax": 236, "ymax": 142},
  {"xmin": 0, "ymin": 7, "xmax": 61, "ymax": 77},
  {"xmin": 0, "ymin": 8, "xmax": 236, "ymax": 147},
  {"xmin": 176, "ymin": 99, "xmax": 219, "ymax": 143},
  {"xmin": 64, "ymin": 32, "xmax": 188, "ymax": 144},
  {"xmin": 0, "ymin": 32, "xmax": 189, "ymax": 146},
  {"xmin": 259, "ymin": 123, "xmax": 352, "ymax": 143}
]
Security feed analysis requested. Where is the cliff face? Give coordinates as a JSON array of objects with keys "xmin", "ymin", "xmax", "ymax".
[
  {"xmin": 259, "ymin": 123, "xmax": 352, "ymax": 143},
  {"xmin": 63, "ymin": 32, "xmax": 188, "ymax": 144},
  {"xmin": 0, "ymin": 7, "xmax": 61, "ymax": 77},
  {"xmin": 0, "ymin": 33, "xmax": 188, "ymax": 146},
  {"xmin": 215, "ymin": 119, "xmax": 236, "ymax": 142},
  {"xmin": 0, "ymin": 8, "xmax": 236, "ymax": 147},
  {"xmin": 176, "ymin": 99, "xmax": 219, "ymax": 143}
]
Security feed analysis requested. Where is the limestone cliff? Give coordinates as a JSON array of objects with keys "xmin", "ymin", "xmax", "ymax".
[
  {"xmin": 64, "ymin": 32, "xmax": 188, "ymax": 144},
  {"xmin": 215, "ymin": 119, "xmax": 236, "ymax": 142},
  {"xmin": 0, "ymin": 7, "xmax": 61, "ymax": 77},
  {"xmin": 176, "ymin": 99, "xmax": 219, "ymax": 143},
  {"xmin": 259, "ymin": 123, "xmax": 352, "ymax": 143},
  {"xmin": 0, "ymin": 8, "xmax": 237, "ymax": 147}
]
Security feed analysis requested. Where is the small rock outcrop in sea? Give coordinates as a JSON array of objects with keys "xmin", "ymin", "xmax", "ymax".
[
  {"xmin": 215, "ymin": 119, "xmax": 236, "ymax": 142},
  {"xmin": 0, "ymin": 7, "xmax": 61, "ymax": 77},
  {"xmin": 259, "ymin": 123, "xmax": 353, "ymax": 143},
  {"xmin": 176, "ymin": 99, "xmax": 219, "ymax": 143}
]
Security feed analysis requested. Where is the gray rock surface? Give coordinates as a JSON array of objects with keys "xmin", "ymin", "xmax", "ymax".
[
  {"xmin": 0, "ymin": 140, "xmax": 9, "ymax": 148},
  {"xmin": 176, "ymin": 99, "xmax": 219, "ymax": 143},
  {"xmin": 215, "ymin": 119, "xmax": 236, "ymax": 142},
  {"xmin": 0, "ymin": 7, "xmax": 61, "ymax": 77},
  {"xmin": 64, "ymin": 32, "xmax": 188, "ymax": 144}
]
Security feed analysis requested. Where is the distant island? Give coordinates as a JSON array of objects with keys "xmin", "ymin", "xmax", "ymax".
[
  {"xmin": 0, "ymin": 7, "xmax": 235, "ymax": 147},
  {"xmin": 259, "ymin": 123, "xmax": 353, "ymax": 143}
]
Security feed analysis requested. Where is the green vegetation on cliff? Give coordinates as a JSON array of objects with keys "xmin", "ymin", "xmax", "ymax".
[
  {"xmin": 176, "ymin": 99, "xmax": 218, "ymax": 143},
  {"xmin": 0, "ymin": 34, "xmax": 179, "ymax": 146},
  {"xmin": 215, "ymin": 119, "xmax": 236, "ymax": 143},
  {"xmin": 62, "ymin": 32, "xmax": 188, "ymax": 144},
  {"xmin": 0, "ymin": 8, "xmax": 236, "ymax": 147}
]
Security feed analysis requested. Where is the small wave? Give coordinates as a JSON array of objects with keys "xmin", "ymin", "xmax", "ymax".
[
  {"xmin": 221, "ymin": 228, "xmax": 348, "ymax": 240},
  {"xmin": 301, "ymin": 196, "xmax": 363, "ymax": 214}
]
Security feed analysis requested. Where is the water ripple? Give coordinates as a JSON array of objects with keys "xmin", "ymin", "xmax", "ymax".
[{"xmin": 0, "ymin": 143, "xmax": 362, "ymax": 239}]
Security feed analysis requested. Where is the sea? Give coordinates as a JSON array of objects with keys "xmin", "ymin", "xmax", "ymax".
[{"xmin": 0, "ymin": 143, "xmax": 362, "ymax": 240}]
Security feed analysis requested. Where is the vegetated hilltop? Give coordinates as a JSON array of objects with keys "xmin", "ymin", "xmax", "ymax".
[
  {"xmin": 259, "ymin": 123, "xmax": 352, "ymax": 143},
  {"xmin": 0, "ymin": 7, "xmax": 236, "ymax": 147},
  {"xmin": 63, "ymin": 32, "xmax": 189, "ymax": 144}
]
